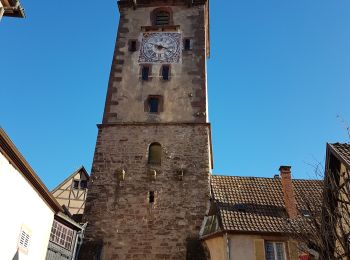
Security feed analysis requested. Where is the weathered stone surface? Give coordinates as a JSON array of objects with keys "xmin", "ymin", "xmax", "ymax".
[
  {"xmin": 102, "ymin": 5, "xmax": 208, "ymax": 124},
  {"xmin": 82, "ymin": 124, "xmax": 211, "ymax": 259},
  {"xmin": 80, "ymin": 2, "xmax": 211, "ymax": 259}
]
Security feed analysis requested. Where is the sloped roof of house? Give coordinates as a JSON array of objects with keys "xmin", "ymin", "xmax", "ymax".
[
  {"xmin": 328, "ymin": 143, "xmax": 350, "ymax": 169},
  {"xmin": 51, "ymin": 166, "xmax": 89, "ymax": 193},
  {"xmin": 203, "ymin": 175, "xmax": 323, "ymax": 237}
]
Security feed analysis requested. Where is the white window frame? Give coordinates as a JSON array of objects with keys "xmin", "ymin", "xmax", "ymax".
[
  {"xmin": 264, "ymin": 241, "xmax": 287, "ymax": 260},
  {"xmin": 49, "ymin": 220, "xmax": 74, "ymax": 251}
]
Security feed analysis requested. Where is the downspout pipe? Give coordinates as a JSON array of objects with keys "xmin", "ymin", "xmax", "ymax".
[
  {"xmin": 73, "ymin": 222, "xmax": 88, "ymax": 260},
  {"xmin": 225, "ymin": 233, "xmax": 230, "ymax": 260}
]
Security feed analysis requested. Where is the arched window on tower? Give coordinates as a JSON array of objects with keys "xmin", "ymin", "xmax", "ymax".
[
  {"xmin": 152, "ymin": 8, "xmax": 172, "ymax": 26},
  {"xmin": 148, "ymin": 143, "xmax": 162, "ymax": 165},
  {"xmin": 155, "ymin": 11, "xmax": 170, "ymax": 26}
]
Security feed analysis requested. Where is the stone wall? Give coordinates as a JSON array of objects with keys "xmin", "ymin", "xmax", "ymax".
[
  {"xmin": 103, "ymin": 4, "xmax": 208, "ymax": 124},
  {"xmin": 80, "ymin": 123, "xmax": 211, "ymax": 260}
]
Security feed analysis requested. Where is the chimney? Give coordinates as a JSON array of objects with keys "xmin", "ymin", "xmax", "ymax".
[{"xmin": 279, "ymin": 166, "xmax": 298, "ymax": 219}]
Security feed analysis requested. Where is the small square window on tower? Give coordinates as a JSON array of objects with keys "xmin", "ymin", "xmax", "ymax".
[
  {"xmin": 145, "ymin": 95, "xmax": 163, "ymax": 113},
  {"xmin": 184, "ymin": 39, "xmax": 192, "ymax": 51},
  {"xmin": 149, "ymin": 97, "xmax": 159, "ymax": 113},
  {"xmin": 141, "ymin": 66, "xmax": 150, "ymax": 81},
  {"xmin": 161, "ymin": 65, "xmax": 170, "ymax": 80}
]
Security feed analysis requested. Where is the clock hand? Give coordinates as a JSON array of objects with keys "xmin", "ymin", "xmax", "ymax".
[{"xmin": 148, "ymin": 43, "xmax": 165, "ymax": 49}]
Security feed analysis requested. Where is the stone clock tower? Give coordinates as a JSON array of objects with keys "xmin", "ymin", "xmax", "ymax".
[{"xmin": 80, "ymin": 0, "xmax": 212, "ymax": 259}]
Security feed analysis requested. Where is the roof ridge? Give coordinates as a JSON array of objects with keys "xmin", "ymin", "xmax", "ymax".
[
  {"xmin": 213, "ymin": 175, "xmax": 278, "ymax": 179},
  {"xmin": 212, "ymin": 175, "xmax": 321, "ymax": 182}
]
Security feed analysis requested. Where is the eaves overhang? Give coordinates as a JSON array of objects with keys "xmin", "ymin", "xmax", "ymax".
[
  {"xmin": 327, "ymin": 143, "xmax": 350, "ymax": 170},
  {"xmin": 1, "ymin": 0, "xmax": 25, "ymax": 18}
]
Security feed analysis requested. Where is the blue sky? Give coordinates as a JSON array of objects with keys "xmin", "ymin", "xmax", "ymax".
[{"xmin": 1, "ymin": 0, "xmax": 349, "ymax": 190}]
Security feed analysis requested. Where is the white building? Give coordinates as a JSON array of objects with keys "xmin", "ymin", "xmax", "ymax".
[{"xmin": 0, "ymin": 128, "xmax": 62, "ymax": 260}]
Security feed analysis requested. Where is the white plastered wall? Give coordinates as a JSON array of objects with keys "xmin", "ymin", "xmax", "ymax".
[{"xmin": 0, "ymin": 152, "xmax": 55, "ymax": 260}]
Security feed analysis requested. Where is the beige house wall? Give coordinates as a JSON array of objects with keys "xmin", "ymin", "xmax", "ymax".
[
  {"xmin": 205, "ymin": 234, "xmax": 299, "ymax": 260},
  {"xmin": 205, "ymin": 236, "xmax": 227, "ymax": 260},
  {"xmin": 52, "ymin": 170, "xmax": 88, "ymax": 215}
]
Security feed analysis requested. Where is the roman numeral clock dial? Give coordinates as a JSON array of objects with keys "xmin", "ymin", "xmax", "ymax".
[{"xmin": 139, "ymin": 32, "xmax": 182, "ymax": 64}]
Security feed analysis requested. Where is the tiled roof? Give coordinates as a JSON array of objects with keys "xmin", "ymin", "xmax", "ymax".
[
  {"xmin": 210, "ymin": 175, "xmax": 323, "ymax": 234},
  {"xmin": 329, "ymin": 143, "xmax": 350, "ymax": 168}
]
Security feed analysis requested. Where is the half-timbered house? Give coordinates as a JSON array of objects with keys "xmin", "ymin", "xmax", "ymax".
[{"xmin": 52, "ymin": 167, "xmax": 89, "ymax": 222}]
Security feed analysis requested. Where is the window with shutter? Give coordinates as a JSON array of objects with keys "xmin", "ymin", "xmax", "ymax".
[
  {"xmin": 155, "ymin": 11, "xmax": 170, "ymax": 26},
  {"xmin": 18, "ymin": 229, "xmax": 31, "ymax": 252}
]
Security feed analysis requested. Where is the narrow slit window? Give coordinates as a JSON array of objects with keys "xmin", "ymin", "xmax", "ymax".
[
  {"xmin": 162, "ymin": 65, "xmax": 170, "ymax": 80},
  {"xmin": 149, "ymin": 97, "xmax": 159, "ymax": 113},
  {"xmin": 155, "ymin": 11, "xmax": 170, "ymax": 26},
  {"xmin": 142, "ymin": 66, "xmax": 150, "ymax": 81},
  {"xmin": 149, "ymin": 191, "xmax": 155, "ymax": 203},
  {"xmin": 148, "ymin": 143, "xmax": 161, "ymax": 165},
  {"xmin": 129, "ymin": 40, "xmax": 137, "ymax": 52},
  {"xmin": 184, "ymin": 39, "xmax": 191, "ymax": 51}
]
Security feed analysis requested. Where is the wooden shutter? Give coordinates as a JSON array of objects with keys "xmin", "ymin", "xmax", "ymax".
[
  {"xmin": 288, "ymin": 241, "xmax": 299, "ymax": 260},
  {"xmin": 254, "ymin": 239, "xmax": 265, "ymax": 260}
]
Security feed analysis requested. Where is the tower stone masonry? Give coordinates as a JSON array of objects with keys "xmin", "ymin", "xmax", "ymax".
[{"xmin": 80, "ymin": 0, "xmax": 212, "ymax": 259}]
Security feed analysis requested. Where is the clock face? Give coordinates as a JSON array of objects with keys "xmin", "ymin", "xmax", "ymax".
[{"xmin": 139, "ymin": 32, "xmax": 182, "ymax": 64}]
